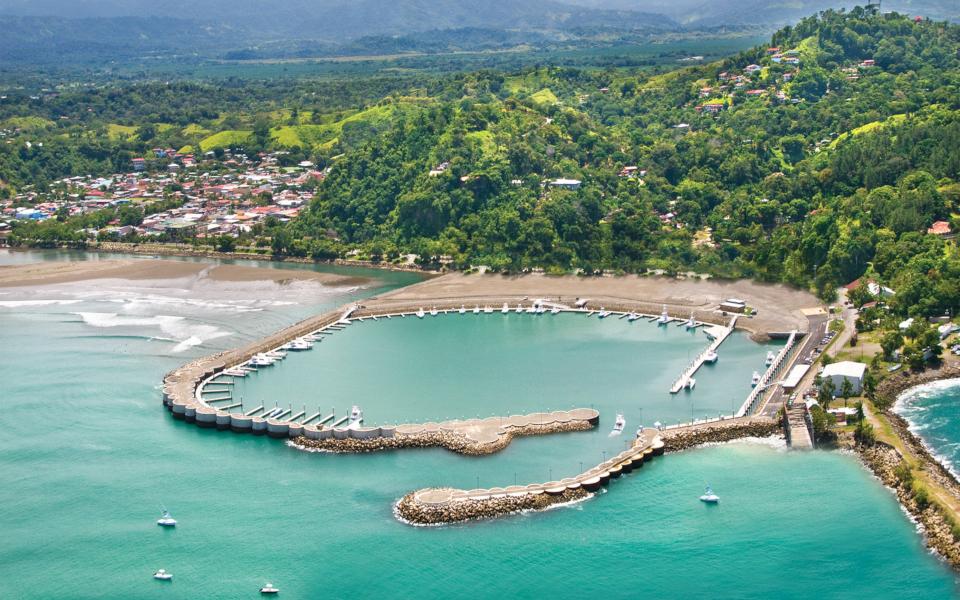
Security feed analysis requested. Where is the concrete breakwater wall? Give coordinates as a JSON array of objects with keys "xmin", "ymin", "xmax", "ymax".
[
  {"xmin": 396, "ymin": 417, "xmax": 781, "ymax": 526},
  {"xmin": 661, "ymin": 418, "xmax": 781, "ymax": 452},
  {"xmin": 292, "ymin": 417, "xmax": 596, "ymax": 456}
]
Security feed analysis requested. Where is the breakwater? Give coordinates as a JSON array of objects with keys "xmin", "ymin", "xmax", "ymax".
[
  {"xmin": 396, "ymin": 417, "xmax": 779, "ymax": 525},
  {"xmin": 291, "ymin": 412, "xmax": 598, "ymax": 456}
]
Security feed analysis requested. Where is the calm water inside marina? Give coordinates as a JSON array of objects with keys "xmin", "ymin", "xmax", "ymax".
[{"xmin": 0, "ymin": 249, "xmax": 956, "ymax": 599}]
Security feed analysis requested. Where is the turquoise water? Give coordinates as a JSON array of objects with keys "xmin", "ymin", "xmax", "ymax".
[
  {"xmin": 0, "ymin": 249, "xmax": 956, "ymax": 599},
  {"xmin": 896, "ymin": 379, "xmax": 960, "ymax": 478}
]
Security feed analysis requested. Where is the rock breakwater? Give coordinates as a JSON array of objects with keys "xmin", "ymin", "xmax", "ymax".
[
  {"xmin": 661, "ymin": 418, "xmax": 781, "ymax": 451},
  {"xmin": 395, "ymin": 487, "xmax": 592, "ymax": 526}
]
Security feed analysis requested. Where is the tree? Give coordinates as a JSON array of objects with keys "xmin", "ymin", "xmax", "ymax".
[
  {"xmin": 862, "ymin": 369, "xmax": 877, "ymax": 400},
  {"xmin": 840, "ymin": 377, "xmax": 854, "ymax": 406},
  {"xmin": 818, "ymin": 376, "xmax": 836, "ymax": 409},
  {"xmin": 880, "ymin": 330, "xmax": 903, "ymax": 359}
]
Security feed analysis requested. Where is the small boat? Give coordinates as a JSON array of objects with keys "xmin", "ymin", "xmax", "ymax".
[
  {"xmin": 597, "ymin": 308, "xmax": 611, "ymax": 319},
  {"xmin": 515, "ymin": 304, "xmax": 523, "ymax": 313},
  {"xmin": 429, "ymin": 307, "xmax": 438, "ymax": 317},
  {"xmin": 224, "ymin": 368, "xmax": 249, "ymax": 377},
  {"xmin": 551, "ymin": 306, "xmax": 561, "ymax": 315},
  {"xmin": 260, "ymin": 583, "xmax": 280, "ymax": 595},
  {"xmin": 526, "ymin": 305, "xmax": 536, "ymax": 314},
  {"xmin": 484, "ymin": 306, "xmax": 493, "ymax": 314},
  {"xmin": 765, "ymin": 350, "xmax": 776, "ymax": 366},
  {"xmin": 350, "ymin": 405, "xmax": 363, "ymax": 423},
  {"xmin": 153, "ymin": 569, "xmax": 173, "ymax": 581},
  {"xmin": 699, "ymin": 485, "xmax": 720, "ymax": 504},
  {"xmin": 284, "ymin": 339, "xmax": 313, "ymax": 351},
  {"xmin": 685, "ymin": 378, "xmax": 696, "ymax": 390},
  {"xmin": 657, "ymin": 305, "xmax": 670, "ymax": 326},
  {"xmin": 535, "ymin": 305, "xmax": 545, "ymax": 314},
  {"xmin": 416, "ymin": 308, "xmax": 425, "ymax": 318},
  {"xmin": 248, "ymin": 355, "xmax": 275, "ymax": 368},
  {"xmin": 685, "ymin": 314, "xmax": 697, "ymax": 329},
  {"xmin": 751, "ymin": 371, "xmax": 761, "ymax": 387},
  {"xmin": 459, "ymin": 305, "xmax": 466, "ymax": 314},
  {"xmin": 704, "ymin": 350, "xmax": 718, "ymax": 364},
  {"xmin": 157, "ymin": 510, "xmax": 177, "ymax": 527},
  {"xmin": 610, "ymin": 413, "xmax": 626, "ymax": 435},
  {"xmin": 473, "ymin": 306, "xmax": 480, "ymax": 314},
  {"xmin": 627, "ymin": 313, "xmax": 640, "ymax": 321},
  {"xmin": 501, "ymin": 303, "xmax": 509, "ymax": 314}
]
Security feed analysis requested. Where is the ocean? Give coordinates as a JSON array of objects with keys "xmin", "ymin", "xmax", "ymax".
[{"xmin": 0, "ymin": 249, "xmax": 955, "ymax": 599}]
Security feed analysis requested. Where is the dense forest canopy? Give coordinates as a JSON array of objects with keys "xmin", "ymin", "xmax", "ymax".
[{"xmin": 3, "ymin": 7, "xmax": 959, "ymax": 321}]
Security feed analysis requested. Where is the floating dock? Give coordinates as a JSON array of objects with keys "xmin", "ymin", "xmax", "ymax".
[{"xmin": 669, "ymin": 316, "xmax": 737, "ymax": 393}]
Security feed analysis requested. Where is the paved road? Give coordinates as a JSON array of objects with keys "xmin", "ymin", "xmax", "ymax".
[{"xmin": 759, "ymin": 313, "xmax": 829, "ymax": 418}]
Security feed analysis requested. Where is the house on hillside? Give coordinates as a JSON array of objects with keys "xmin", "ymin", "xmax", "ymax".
[
  {"xmin": 549, "ymin": 178, "xmax": 582, "ymax": 190},
  {"xmin": 927, "ymin": 221, "xmax": 953, "ymax": 237},
  {"xmin": 131, "ymin": 158, "xmax": 146, "ymax": 171}
]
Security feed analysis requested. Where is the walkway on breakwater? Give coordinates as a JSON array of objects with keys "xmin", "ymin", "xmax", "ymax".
[
  {"xmin": 784, "ymin": 400, "xmax": 814, "ymax": 449},
  {"xmin": 396, "ymin": 416, "xmax": 779, "ymax": 524},
  {"xmin": 669, "ymin": 316, "xmax": 737, "ymax": 393},
  {"xmin": 735, "ymin": 330, "xmax": 798, "ymax": 417}
]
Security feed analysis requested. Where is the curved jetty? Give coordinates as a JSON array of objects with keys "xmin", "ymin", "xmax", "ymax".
[
  {"xmin": 292, "ymin": 409, "xmax": 599, "ymax": 456},
  {"xmin": 396, "ymin": 417, "xmax": 779, "ymax": 525}
]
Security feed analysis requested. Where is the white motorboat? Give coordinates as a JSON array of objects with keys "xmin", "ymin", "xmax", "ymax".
[
  {"xmin": 459, "ymin": 305, "xmax": 466, "ymax": 314},
  {"xmin": 263, "ymin": 350, "xmax": 286, "ymax": 360},
  {"xmin": 704, "ymin": 350, "xmax": 718, "ymax": 364},
  {"xmin": 429, "ymin": 307, "xmax": 438, "ymax": 316},
  {"xmin": 484, "ymin": 306, "xmax": 493, "ymax": 314},
  {"xmin": 501, "ymin": 303, "xmax": 509, "ymax": 314},
  {"xmin": 157, "ymin": 510, "xmax": 177, "ymax": 527},
  {"xmin": 248, "ymin": 355, "xmax": 275, "ymax": 368},
  {"xmin": 657, "ymin": 305, "xmax": 670, "ymax": 325},
  {"xmin": 350, "ymin": 405, "xmax": 363, "ymax": 423},
  {"xmin": 597, "ymin": 308, "xmax": 611, "ymax": 319},
  {"xmin": 751, "ymin": 371, "xmax": 762, "ymax": 387},
  {"xmin": 765, "ymin": 351, "xmax": 776, "ymax": 366},
  {"xmin": 685, "ymin": 377, "xmax": 696, "ymax": 390},
  {"xmin": 515, "ymin": 304, "xmax": 523, "ymax": 313},
  {"xmin": 686, "ymin": 314, "xmax": 697, "ymax": 329},
  {"xmin": 153, "ymin": 569, "xmax": 173, "ymax": 581},
  {"xmin": 699, "ymin": 485, "xmax": 720, "ymax": 504},
  {"xmin": 526, "ymin": 305, "xmax": 536, "ymax": 314},
  {"xmin": 260, "ymin": 583, "xmax": 280, "ymax": 595},
  {"xmin": 416, "ymin": 308, "xmax": 425, "ymax": 318},
  {"xmin": 535, "ymin": 305, "xmax": 545, "ymax": 314},
  {"xmin": 474, "ymin": 306, "xmax": 481, "ymax": 314},
  {"xmin": 610, "ymin": 413, "xmax": 626, "ymax": 435},
  {"xmin": 627, "ymin": 313, "xmax": 640, "ymax": 321},
  {"xmin": 284, "ymin": 339, "xmax": 313, "ymax": 351},
  {"xmin": 551, "ymin": 307, "xmax": 561, "ymax": 315},
  {"xmin": 224, "ymin": 368, "xmax": 249, "ymax": 377}
]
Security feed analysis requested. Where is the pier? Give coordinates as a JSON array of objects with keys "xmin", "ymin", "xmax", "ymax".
[
  {"xmin": 669, "ymin": 316, "xmax": 737, "ymax": 393},
  {"xmin": 735, "ymin": 330, "xmax": 798, "ymax": 417}
]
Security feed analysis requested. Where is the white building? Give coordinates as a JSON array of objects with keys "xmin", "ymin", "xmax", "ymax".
[{"xmin": 821, "ymin": 361, "xmax": 867, "ymax": 396}]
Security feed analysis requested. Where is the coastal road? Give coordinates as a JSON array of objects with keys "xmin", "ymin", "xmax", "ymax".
[{"xmin": 758, "ymin": 312, "xmax": 829, "ymax": 418}]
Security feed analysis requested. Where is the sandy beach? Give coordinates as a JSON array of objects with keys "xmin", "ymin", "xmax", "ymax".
[
  {"xmin": 368, "ymin": 272, "xmax": 822, "ymax": 335},
  {"xmin": 0, "ymin": 259, "xmax": 371, "ymax": 288}
]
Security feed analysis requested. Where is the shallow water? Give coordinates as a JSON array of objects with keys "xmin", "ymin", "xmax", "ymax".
[{"xmin": 0, "ymin": 249, "xmax": 956, "ymax": 599}]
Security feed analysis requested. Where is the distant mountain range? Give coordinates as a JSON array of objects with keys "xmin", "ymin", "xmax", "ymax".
[{"xmin": 0, "ymin": 0, "xmax": 957, "ymax": 65}]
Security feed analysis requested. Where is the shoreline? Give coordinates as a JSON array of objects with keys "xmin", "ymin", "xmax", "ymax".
[{"xmin": 855, "ymin": 364, "xmax": 960, "ymax": 571}]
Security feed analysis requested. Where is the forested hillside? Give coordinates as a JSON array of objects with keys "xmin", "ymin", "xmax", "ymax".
[{"xmin": 4, "ymin": 8, "xmax": 959, "ymax": 319}]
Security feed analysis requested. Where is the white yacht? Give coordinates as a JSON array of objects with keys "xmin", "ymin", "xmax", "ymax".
[
  {"xmin": 610, "ymin": 414, "xmax": 626, "ymax": 435},
  {"xmin": 501, "ymin": 303, "xmax": 509, "ymax": 314},
  {"xmin": 263, "ymin": 350, "xmax": 287, "ymax": 360},
  {"xmin": 551, "ymin": 306, "xmax": 561, "ymax": 315},
  {"xmin": 157, "ymin": 510, "xmax": 177, "ymax": 527},
  {"xmin": 284, "ymin": 339, "xmax": 313, "ymax": 351},
  {"xmin": 685, "ymin": 378, "xmax": 696, "ymax": 390},
  {"xmin": 751, "ymin": 371, "xmax": 762, "ymax": 387},
  {"xmin": 685, "ymin": 314, "xmax": 697, "ymax": 329},
  {"xmin": 699, "ymin": 485, "xmax": 720, "ymax": 504},
  {"xmin": 248, "ymin": 355, "xmax": 275, "ymax": 368},
  {"xmin": 515, "ymin": 304, "xmax": 523, "ymax": 313},
  {"xmin": 597, "ymin": 308, "xmax": 611, "ymax": 318},
  {"xmin": 765, "ymin": 351, "xmax": 776, "ymax": 366},
  {"xmin": 416, "ymin": 308, "xmax": 425, "ymax": 318},
  {"xmin": 260, "ymin": 583, "xmax": 280, "ymax": 595},
  {"xmin": 153, "ymin": 569, "xmax": 173, "ymax": 581},
  {"xmin": 484, "ymin": 306, "xmax": 493, "ymax": 314},
  {"xmin": 459, "ymin": 305, "xmax": 466, "ymax": 314},
  {"xmin": 224, "ymin": 368, "xmax": 249, "ymax": 377},
  {"xmin": 704, "ymin": 350, "xmax": 718, "ymax": 364},
  {"xmin": 627, "ymin": 313, "xmax": 640, "ymax": 321},
  {"xmin": 429, "ymin": 307, "xmax": 438, "ymax": 316},
  {"xmin": 657, "ymin": 305, "xmax": 670, "ymax": 325},
  {"xmin": 350, "ymin": 405, "xmax": 363, "ymax": 422},
  {"xmin": 473, "ymin": 306, "xmax": 481, "ymax": 314}
]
